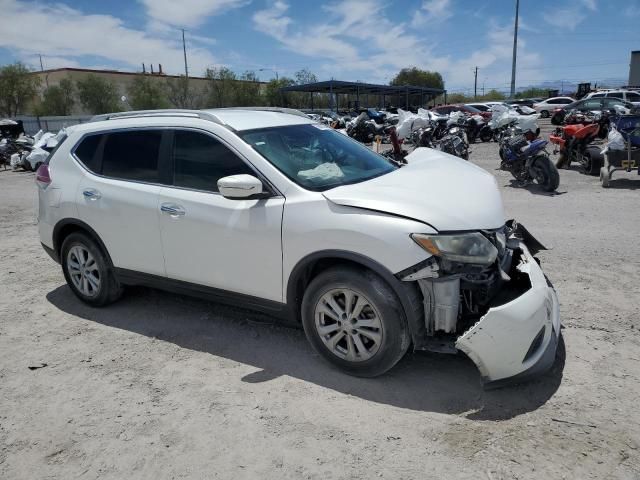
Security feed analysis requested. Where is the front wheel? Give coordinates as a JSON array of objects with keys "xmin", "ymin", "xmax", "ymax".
[
  {"xmin": 540, "ymin": 110, "xmax": 550, "ymax": 118},
  {"xmin": 480, "ymin": 128, "xmax": 493, "ymax": 142},
  {"xmin": 301, "ymin": 267, "xmax": 410, "ymax": 377},
  {"xmin": 531, "ymin": 155, "xmax": 560, "ymax": 192}
]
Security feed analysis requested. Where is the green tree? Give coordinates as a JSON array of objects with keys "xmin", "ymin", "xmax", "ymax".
[
  {"xmin": 516, "ymin": 87, "xmax": 548, "ymax": 99},
  {"xmin": 0, "ymin": 62, "xmax": 41, "ymax": 116},
  {"xmin": 264, "ymin": 77, "xmax": 295, "ymax": 107},
  {"xmin": 446, "ymin": 93, "xmax": 470, "ymax": 104},
  {"xmin": 482, "ymin": 89, "xmax": 506, "ymax": 101},
  {"xmin": 76, "ymin": 75, "xmax": 121, "ymax": 114},
  {"xmin": 165, "ymin": 75, "xmax": 203, "ymax": 109},
  {"xmin": 36, "ymin": 78, "xmax": 75, "ymax": 116},
  {"xmin": 293, "ymin": 68, "xmax": 318, "ymax": 108},
  {"xmin": 234, "ymin": 71, "xmax": 263, "ymax": 106},
  {"xmin": 205, "ymin": 67, "xmax": 238, "ymax": 107},
  {"xmin": 390, "ymin": 67, "xmax": 445, "ymax": 90},
  {"xmin": 294, "ymin": 68, "xmax": 317, "ymax": 85},
  {"xmin": 127, "ymin": 75, "xmax": 169, "ymax": 110}
]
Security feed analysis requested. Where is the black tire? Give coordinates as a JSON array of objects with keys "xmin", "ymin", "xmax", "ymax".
[
  {"xmin": 480, "ymin": 129, "xmax": 493, "ymax": 142},
  {"xmin": 61, "ymin": 232, "xmax": 123, "ymax": 307},
  {"xmin": 582, "ymin": 147, "xmax": 604, "ymax": 176},
  {"xmin": 540, "ymin": 110, "xmax": 550, "ymax": 118},
  {"xmin": 555, "ymin": 151, "xmax": 569, "ymax": 169},
  {"xmin": 301, "ymin": 266, "xmax": 410, "ymax": 377},
  {"xmin": 531, "ymin": 155, "xmax": 560, "ymax": 192}
]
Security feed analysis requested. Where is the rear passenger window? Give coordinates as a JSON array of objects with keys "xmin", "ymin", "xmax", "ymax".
[
  {"xmin": 102, "ymin": 130, "xmax": 162, "ymax": 183},
  {"xmin": 74, "ymin": 135, "xmax": 102, "ymax": 172},
  {"xmin": 172, "ymin": 130, "xmax": 254, "ymax": 192}
]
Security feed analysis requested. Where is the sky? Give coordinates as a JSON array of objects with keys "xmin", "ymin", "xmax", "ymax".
[{"xmin": 0, "ymin": 0, "xmax": 638, "ymax": 94}]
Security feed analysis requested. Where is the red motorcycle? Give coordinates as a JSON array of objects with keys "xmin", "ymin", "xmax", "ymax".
[{"xmin": 549, "ymin": 112, "xmax": 605, "ymax": 175}]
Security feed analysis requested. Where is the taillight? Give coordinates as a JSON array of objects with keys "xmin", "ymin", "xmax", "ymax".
[{"xmin": 36, "ymin": 164, "xmax": 51, "ymax": 189}]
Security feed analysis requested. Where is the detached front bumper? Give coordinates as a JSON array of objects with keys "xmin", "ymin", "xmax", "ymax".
[{"xmin": 455, "ymin": 242, "xmax": 561, "ymax": 386}]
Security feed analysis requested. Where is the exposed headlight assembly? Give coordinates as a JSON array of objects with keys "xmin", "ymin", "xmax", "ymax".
[{"xmin": 411, "ymin": 233, "xmax": 498, "ymax": 266}]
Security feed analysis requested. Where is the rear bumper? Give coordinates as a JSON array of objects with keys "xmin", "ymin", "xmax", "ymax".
[{"xmin": 456, "ymin": 242, "xmax": 561, "ymax": 386}]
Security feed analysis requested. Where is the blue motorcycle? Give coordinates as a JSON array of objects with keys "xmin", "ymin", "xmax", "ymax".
[{"xmin": 499, "ymin": 134, "xmax": 560, "ymax": 192}]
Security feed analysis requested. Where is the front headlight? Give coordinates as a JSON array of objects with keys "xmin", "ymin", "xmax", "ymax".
[{"xmin": 411, "ymin": 233, "xmax": 498, "ymax": 265}]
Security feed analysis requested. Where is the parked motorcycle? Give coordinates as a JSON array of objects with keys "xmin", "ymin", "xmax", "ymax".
[
  {"xmin": 439, "ymin": 124, "xmax": 469, "ymax": 160},
  {"xmin": 346, "ymin": 112, "xmax": 384, "ymax": 143},
  {"xmin": 487, "ymin": 105, "xmax": 541, "ymax": 142},
  {"xmin": 549, "ymin": 111, "xmax": 605, "ymax": 175},
  {"xmin": 499, "ymin": 128, "xmax": 559, "ymax": 192}
]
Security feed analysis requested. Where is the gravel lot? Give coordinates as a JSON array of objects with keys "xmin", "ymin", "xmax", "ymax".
[{"xmin": 1, "ymin": 120, "xmax": 639, "ymax": 479}]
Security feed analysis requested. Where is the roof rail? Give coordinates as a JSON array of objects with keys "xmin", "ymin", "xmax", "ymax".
[
  {"xmin": 90, "ymin": 109, "xmax": 225, "ymax": 125},
  {"xmin": 213, "ymin": 106, "xmax": 310, "ymax": 119}
]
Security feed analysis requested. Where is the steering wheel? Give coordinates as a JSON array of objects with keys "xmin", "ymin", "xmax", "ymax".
[{"xmin": 323, "ymin": 141, "xmax": 349, "ymax": 165}]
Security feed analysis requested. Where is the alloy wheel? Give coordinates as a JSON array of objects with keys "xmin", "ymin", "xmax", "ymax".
[
  {"xmin": 314, "ymin": 288, "xmax": 383, "ymax": 362},
  {"xmin": 67, "ymin": 245, "xmax": 101, "ymax": 297}
]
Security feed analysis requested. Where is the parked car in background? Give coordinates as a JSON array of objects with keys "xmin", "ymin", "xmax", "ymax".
[
  {"xmin": 584, "ymin": 90, "xmax": 640, "ymax": 107},
  {"xmin": 36, "ymin": 107, "xmax": 560, "ymax": 386},
  {"xmin": 532, "ymin": 97, "xmax": 576, "ymax": 118},
  {"xmin": 550, "ymin": 97, "xmax": 635, "ymax": 125},
  {"xmin": 506, "ymin": 99, "xmax": 536, "ymax": 108},
  {"xmin": 465, "ymin": 103, "xmax": 491, "ymax": 112},
  {"xmin": 432, "ymin": 104, "xmax": 491, "ymax": 120}
]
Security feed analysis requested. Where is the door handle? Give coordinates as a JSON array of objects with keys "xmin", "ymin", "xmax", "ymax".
[
  {"xmin": 82, "ymin": 189, "xmax": 101, "ymax": 200},
  {"xmin": 160, "ymin": 203, "xmax": 186, "ymax": 216}
]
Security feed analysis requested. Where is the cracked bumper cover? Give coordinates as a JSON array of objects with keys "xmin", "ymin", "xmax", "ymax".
[{"xmin": 455, "ymin": 242, "xmax": 561, "ymax": 386}]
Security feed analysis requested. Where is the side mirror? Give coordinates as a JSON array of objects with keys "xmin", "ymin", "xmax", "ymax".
[{"xmin": 217, "ymin": 174, "xmax": 265, "ymax": 199}]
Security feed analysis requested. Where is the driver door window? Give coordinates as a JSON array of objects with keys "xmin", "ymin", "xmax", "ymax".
[{"xmin": 172, "ymin": 130, "xmax": 254, "ymax": 192}]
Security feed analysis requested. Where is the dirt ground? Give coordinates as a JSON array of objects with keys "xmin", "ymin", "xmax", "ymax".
[{"xmin": 1, "ymin": 121, "xmax": 639, "ymax": 479}]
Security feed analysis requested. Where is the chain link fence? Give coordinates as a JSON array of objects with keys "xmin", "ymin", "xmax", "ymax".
[{"xmin": 13, "ymin": 115, "xmax": 93, "ymax": 135}]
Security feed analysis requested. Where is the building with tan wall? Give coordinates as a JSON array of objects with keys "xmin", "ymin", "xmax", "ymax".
[{"xmin": 32, "ymin": 67, "xmax": 266, "ymax": 115}]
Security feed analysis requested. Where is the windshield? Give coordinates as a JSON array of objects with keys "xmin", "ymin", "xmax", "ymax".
[{"xmin": 240, "ymin": 124, "xmax": 397, "ymax": 191}]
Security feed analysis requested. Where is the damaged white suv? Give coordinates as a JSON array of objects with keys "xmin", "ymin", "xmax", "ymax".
[{"xmin": 36, "ymin": 108, "xmax": 560, "ymax": 386}]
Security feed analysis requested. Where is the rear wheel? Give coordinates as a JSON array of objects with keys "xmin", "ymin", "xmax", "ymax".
[
  {"xmin": 301, "ymin": 267, "xmax": 410, "ymax": 377},
  {"xmin": 480, "ymin": 128, "xmax": 493, "ymax": 142},
  {"xmin": 582, "ymin": 147, "xmax": 604, "ymax": 176},
  {"xmin": 531, "ymin": 154, "xmax": 560, "ymax": 192},
  {"xmin": 61, "ymin": 232, "xmax": 123, "ymax": 306}
]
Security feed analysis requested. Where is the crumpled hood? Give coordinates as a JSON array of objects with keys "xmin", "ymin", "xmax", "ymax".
[{"xmin": 323, "ymin": 148, "xmax": 505, "ymax": 231}]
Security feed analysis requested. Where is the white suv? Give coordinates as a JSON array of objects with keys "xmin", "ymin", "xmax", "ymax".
[
  {"xmin": 36, "ymin": 108, "xmax": 560, "ymax": 386},
  {"xmin": 585, "ymin": 90, "xmax": 640, "ymax": 107}
]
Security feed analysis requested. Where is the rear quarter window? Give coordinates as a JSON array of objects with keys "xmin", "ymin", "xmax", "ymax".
[{"xmin": 74, "ymin": 134, "xmax": 102, "ymax": 172}]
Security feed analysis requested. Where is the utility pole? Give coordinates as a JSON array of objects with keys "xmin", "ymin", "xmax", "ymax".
[
  {"xmin": 474, "ymin": 66, "xmax": 478, "ymax": 99},
  {"xmin": 38, "ymin": 54, "xmax": 44, "ymax": 72},
  {"xmin": 181, "ymin": 28, "xmax": 189, "ymax": 79},
  {"xmin": 510, "ymin": 0, "xmax": 519, "ymax": 98},
  {"xmin": 482, "ymin": 80, "xmax": 486, "ymax": 97}
]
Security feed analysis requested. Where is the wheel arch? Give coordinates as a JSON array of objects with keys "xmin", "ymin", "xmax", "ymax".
[
  {"xmin": 53, "ymin": 218, "xmax": 113, "ymax": 266},
  {"xmin": 286, "ymin": 250, "xmax": 423, "ymax": 342}
]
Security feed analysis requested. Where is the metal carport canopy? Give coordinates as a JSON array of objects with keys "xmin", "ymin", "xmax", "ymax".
[{"xmin": 279, "ymin": 80, "xmax": 446, "ymax": 111}]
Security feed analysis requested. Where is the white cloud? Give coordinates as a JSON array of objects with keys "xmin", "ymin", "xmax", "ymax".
[
  {"xmin": 139, "ymin": 0, "xmax": 249, "ymax": 28},
  {"xmin": 253, "ymin": 1, "xmax": 360, "ymax": 62},
  {"xmin": 251, "ymin": 0, "xmax": 541, "ymax": 90},
  {"xmin": 412, "ymin": 0, "xmax": 453, "ymax": 27},
  {"xmin": 0, "ymin": 0, "xmax": 217, "ymax": 75},
  {"xmin": 543, "ymin": 0, "xmax": 596, "ymax": 30}
]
